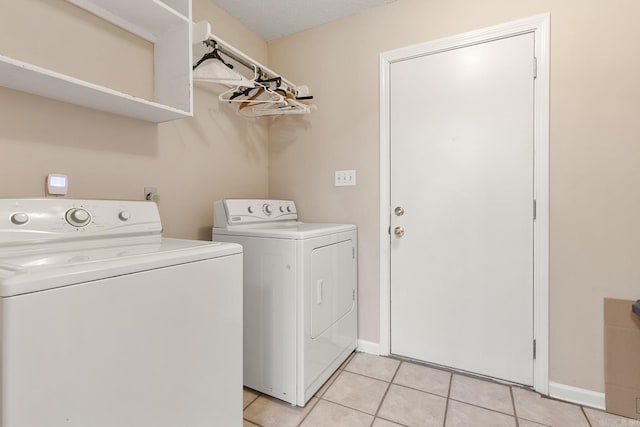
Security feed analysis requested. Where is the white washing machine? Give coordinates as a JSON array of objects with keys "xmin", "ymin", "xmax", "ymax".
[
  {"xmin": 0, "ymin": 199, "xmax": 243, "ymax": 427},
  {"xmin": 213, "ymin": 199, "xmax": 357, "ymax": 407}
]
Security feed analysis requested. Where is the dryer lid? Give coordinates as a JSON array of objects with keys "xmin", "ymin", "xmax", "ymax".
[{"xmin": 214, "ymin": 222, "xmax": 356, "ymax": 239}]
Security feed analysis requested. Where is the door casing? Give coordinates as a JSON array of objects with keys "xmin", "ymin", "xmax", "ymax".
[{"xmin": 378, "ymin": 13, "xmax": 550, "ymax": 394}]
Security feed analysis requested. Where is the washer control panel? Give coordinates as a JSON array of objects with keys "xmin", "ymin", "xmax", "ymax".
[
  {"xmin": 214, "ymin": 199, "xmax": 297, "ymax": 226},
  {"xmin": 0, "ymin": 199, "xmax": 162, "ymax": 245}
]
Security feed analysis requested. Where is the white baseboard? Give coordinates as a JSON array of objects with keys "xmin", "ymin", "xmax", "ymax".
[
  {"xmin": 548, "ymin": 381, "xmax": 605, "ymax": 410},
  {"xmin": 357, "ymin": 339, "xmax": 380, "ymax": 355}
]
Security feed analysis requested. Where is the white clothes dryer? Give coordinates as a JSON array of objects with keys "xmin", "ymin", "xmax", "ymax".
[
  {"xmin": 0, "ymin": 199, "xmax": 243, "ymax": 427},
  {"xmin": 213, "ymin": 199, "xmax": 357, "ymax": 407}
]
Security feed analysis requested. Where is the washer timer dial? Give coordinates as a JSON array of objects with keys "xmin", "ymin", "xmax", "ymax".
[{"xmin": 66, "ymin": 208, "xmax": 91, "ymax": 227}]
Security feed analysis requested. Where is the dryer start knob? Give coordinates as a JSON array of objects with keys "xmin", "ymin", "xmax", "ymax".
[
  {"xmin": 66, "ymin": 208, "xmax": 91, "ymax": 227},
  {"xmin": 263, "ymin": 204, "xmax": 273, "ymax": 215}
]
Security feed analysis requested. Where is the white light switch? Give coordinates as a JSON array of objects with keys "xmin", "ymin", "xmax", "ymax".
[{"xmin": 335, "ymin": 170, "xmax": 356, "ymax": 186}]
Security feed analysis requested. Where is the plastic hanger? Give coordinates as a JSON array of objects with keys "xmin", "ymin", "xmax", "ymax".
[
  {"xmin": 193, "ymin": 58, "xmax": 256, "ymax": 88},
  {"xmin": 192, "ymin": 41, "xmax": 234, "ymax": 71}
]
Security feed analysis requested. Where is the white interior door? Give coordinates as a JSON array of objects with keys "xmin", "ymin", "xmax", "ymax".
[{"xmin": 390, "ymin": 33, "xmax": 535, "ymax": 385}]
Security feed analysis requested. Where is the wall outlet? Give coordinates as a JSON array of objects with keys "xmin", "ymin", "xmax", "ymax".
[
  {"xmin": 144, "ymin": 187, "xmax": 159, "ymax": 204},
  {"xmin": 335, "ymin": 170, "xmax": 356, "ymax": 186}
]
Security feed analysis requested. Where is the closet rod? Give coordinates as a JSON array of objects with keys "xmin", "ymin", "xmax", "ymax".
[
  {"xmin": 203, "ymin": 39, "xmax": 261, "ymax": 78},
  {"xmin": 193, "ymin": 21, "xmax": 306, "ymax": 97},
  {"xmin": 202, "ymin": 37, "xmax": 298, "ymax": 95}
]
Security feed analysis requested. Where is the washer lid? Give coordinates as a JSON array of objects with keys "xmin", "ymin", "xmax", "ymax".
[
  {"xmin": 0, "ymin": 238, "xmax": 242, "ymax": 297},
  {"xmin": 214, "ymin": 221, "xmax": 356, "ymax": 239}
]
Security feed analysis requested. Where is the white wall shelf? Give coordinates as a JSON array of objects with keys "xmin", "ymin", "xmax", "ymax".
[
  {"xmin": 0, "ymin": 0, "xmax": 193, "ymax": 123},
  {"xmin": 0, "ymin": 55, "xmax": 188, "ymax": 122},
  {"xmin": 66, "ymin": 0, "xmax": 190, "ymax": 43}
]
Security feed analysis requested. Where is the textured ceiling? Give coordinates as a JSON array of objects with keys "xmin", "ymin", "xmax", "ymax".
[{"xmin": 211, "ymin": 0, "xmax": 396, "ymax": 41}]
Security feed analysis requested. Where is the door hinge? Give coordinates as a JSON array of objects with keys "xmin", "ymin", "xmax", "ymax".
[
  {"xmin": 353, "ymin": 289, "xmax": 356, "ymax": 300},
  {"xmin": 352, "ymin": 247, "xmax": 355, "ymax": 259},
  {"xmin": 533, "ymin": 339, "xmax": 537, "ymax": 360},
  {"xmin": 533, "ymin": 57, "xmax": 538, "ymax": 79},
  {"xmin": 388, "ymin": 226, "xmax": 391, "ymax": 235},
  {"xmin": 533, "ymin": 199, "xmax": 537, "ymax": 221}
]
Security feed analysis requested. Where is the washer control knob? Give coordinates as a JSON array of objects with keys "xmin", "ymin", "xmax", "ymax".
[
  {"xmin": 10, "ymin": 212, "xmax": 29, "ymax": 225},
  {"xmin": 263, "ymin": 204, "xmax": 273, "ymax": 215},
  {"xmin": 280, "ymin": 206, "xmax": 286, "ymax": 213},
  {"xmin": 66, "ymin": 208, "xmax": 91, "ymax": 227},
  {"xmin": 118, "ymin": 211, "xmax": 131, "ymax": 221},
  {"xmin": 248, "ymin": 206, "xmax": 254, "ymax": 214},
  {"xmin": 287, "ymin": 206, "xmax": 293, "ymax": 213}
]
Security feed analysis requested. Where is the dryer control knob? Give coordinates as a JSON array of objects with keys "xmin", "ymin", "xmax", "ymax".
[
  {"xmin": 248, "ymin": 206, "xmax": 254, "ymax": 214},
  {"xmin": 287, "ymin": 206, "xmax": 293, "ymax": 213},
  {"xmin": 263, "ymin": 204, "xmax": 273, "ymax": 215},
  {"xmin": 10, "ymin": 212, "xmax": 29, "ymax": 225},
  {"xmin": 66, "ymin": 208, "xmax": 91, "ymax": 227},
  {"xmin": 280, "ymin": 206, "xmax": 286, "ymax": 213},
  {"xmin": 118, "ymin": 211, "xmax": 131, "ymax": 221}
]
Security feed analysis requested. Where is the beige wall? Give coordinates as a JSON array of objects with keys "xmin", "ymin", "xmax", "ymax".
[
  {"xmin": 0, "ymin": 0, "xmax": 269, "ymax": 240},
  {"xmin": 268, "ymin": 0, "xmax": 640, "ymax": 393},
  {"xmin": 2, "ymin": 0, "xmax": 639, "ymax": 397}
]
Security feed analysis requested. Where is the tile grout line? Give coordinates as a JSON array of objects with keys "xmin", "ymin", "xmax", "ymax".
[
  {"xmin": 242, "ymin": 388, "xmax": 320, "ymax": 427},
  {"xmin": 447, "ymin": 397, "xmax": 519, "ymax": 419},
  {"xmin": 243, "ymin": 390, "xmax": 261, "ymax": 410},
  {"xmin": 242, "ymin": 417, "xmax": 261, "ymax": 427},
  {"xmin": 442, "ymin": 373, "xmax": 520, "ymax": 421},
  {"xmin": 296, "ymin": 351, "xmax": 358, "ymax": 426},
  {"xmin": 375, "ymin": 415, "xmax": 413, "ymax": 427},
  {"xmin": 516, "ymin": 412, "xmax": 553, "ymax": 427},
  {"xmin": 319, "ymin": 396, "xmax": 402, "ymax": 424},
  {"xmin": 294, "ymin": 390, "xmax": 323, "ymax": 426},
  {"xmin": 510, "ymin": 386, "xmax": 520, "ymax": 427},
  {"xmin": 369, "ymin": 359, "xmax": 403, "ymax": 426},
  {"xmin": 506, "ymin": 388, "xmax": 562, "ymax": 427},
  {"xmin": 581, "ymin": 405, "xmax": 594, "ymax": 427},
  {"xmin": 441, "ymin": 373, "xmax": 454, "ymax": 427},
  {"xmin": 343, "ymin": 368, "xmax": 394, "ymax": 384},
  {"xmin": 345, "ymin": 366, "xmax": 451, "ymax": 401},
  {"xmin": 314, "ymin": 371, "xmax": 340, "ymax": 399},
  {"xmin": 389, "ymin": 354, "xmax": 530, "ymax": 389},
  {"xmin": 387, "ymin": 380, "xmax": 455, "ymax": 404},
  {"xmin": 243, "ymin": 390, "xmax": 264, "ymax": 427}
]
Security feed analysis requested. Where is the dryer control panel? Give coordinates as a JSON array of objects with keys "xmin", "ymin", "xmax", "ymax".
[{"xmin": 214, "ymin": 199, "xmax": 297, "ymax": 227}]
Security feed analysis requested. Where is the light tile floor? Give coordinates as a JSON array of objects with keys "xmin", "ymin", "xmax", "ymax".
[{"xmin": 243, "ymin": 352, "xmax": 640, "ymax": 427}]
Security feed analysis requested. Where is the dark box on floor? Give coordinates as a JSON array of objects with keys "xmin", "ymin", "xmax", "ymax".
[{"xmin": 604, "ymin": 298, "xmax": 640, "ymax": 419}]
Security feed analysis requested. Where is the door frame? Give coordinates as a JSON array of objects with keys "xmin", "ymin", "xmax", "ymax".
[{"xmin": 379, "ymin": 13, "xmax": 550, "ymax": 394}]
